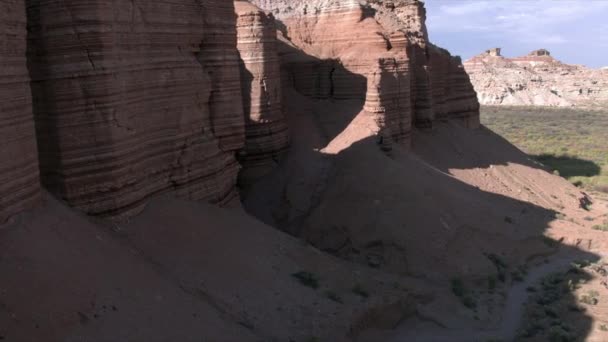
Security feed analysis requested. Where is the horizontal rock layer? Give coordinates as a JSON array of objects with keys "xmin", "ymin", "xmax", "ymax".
[
  {"xmin": 235, "ymin": 1, "xmax": 289, "ymax": 182},
  {"xmin": 274, "ymin": 3, "xmax": 415, "ymax": 148},
  {"xmin": 252, "ymin": 0, "xmax": 480, "ymax": 143},
  {"xmin": 1, "ymin": 0, "xmax": 481, "ymax": 221},
  {"xmin": 0, "ymin": 0, "xmax": 41, "ymax": 222},
  {"xmin": 464, "ymin": 49, "xmax": 608, "ymax": 107},
  {"xmin": 27, "ymin": 0, "xmax": 244, "ymax": 216}
]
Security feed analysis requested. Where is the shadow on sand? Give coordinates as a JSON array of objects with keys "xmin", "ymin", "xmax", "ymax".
[
  {"xmin": 241, "ymin": 37, "xmax": 602, "ymax": 341},
  {"xmin": 534, "ymin": 153, "xmax": 602, "ymax": 179}
]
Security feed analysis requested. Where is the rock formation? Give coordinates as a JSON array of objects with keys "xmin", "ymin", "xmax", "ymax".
[
  {"xmin": 464, "ymin": 48, "xmax": 608, "ymax": 107},
  {"xmin": 0, "ymin": 0, "xmax": 40, "ymax": 223},
  {"xmin": 0, "ymin": 0, "xmax": 479, "ymax": 220},
  {"xmin": 235, "ymin": 1, "xmax": 289, "ymax": 182},
  {"xmin": 26, "ymin": 0, "xmax": 244, "ymax": 216}
]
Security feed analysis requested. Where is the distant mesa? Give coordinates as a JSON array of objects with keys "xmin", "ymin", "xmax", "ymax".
[
  {"xmin": 528, "ymin": 49, "xmax": 551, "ymax": 57},
  {"xmin": 463, "ymin": 48, "xmax": 608, "ymax": 107},
  {"xmin": 484, "ymin": 48, "xmax": 502, "ymax": 57}
]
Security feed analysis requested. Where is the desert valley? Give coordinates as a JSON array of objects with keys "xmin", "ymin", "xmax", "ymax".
[{"xmin": 1, "ymin": 1, "xmax": 608, "ymax": 341}]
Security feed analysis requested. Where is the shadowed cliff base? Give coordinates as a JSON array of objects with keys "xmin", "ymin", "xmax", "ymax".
[
  {"xmin": 534, "ymin": 154, "xmax": 601, "ymax": 179},
  {"xmin": 2, "ymin": 0, "xmax": 608, "ymax": 341},
  {"xmin": 240, "ymin": 48, "xmax": 605, "ymax": 342}
]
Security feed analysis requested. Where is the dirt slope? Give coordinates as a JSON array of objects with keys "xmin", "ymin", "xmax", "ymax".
[{"xmin": 0, "ymin": 191, "xmax": 433, "ymax": 342}]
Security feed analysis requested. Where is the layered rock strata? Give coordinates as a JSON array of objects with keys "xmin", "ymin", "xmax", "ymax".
[
  {"xmin": 26, "ymin": 1, "xmax": 244, "ymax": 216},
  {"xmin": 368, "ymin": 0, "xmax": 479, "ymax": 128},
  {"xmin": 0, "ymin": 0, "xmax": 40, "ymax": 222},
  {"xmin": 251, "ymin": 0, "xmax": 415, "ymax": 147},
  {"xmin": 464, "ymin": 48, "xmax": 608, "ymax": 107},
  {"xmin": 235, "ymin": 1, "xmax": 289, "ymax": 181},
  {"xmin": 253, "ymin": 0, "xmax": 480, "ymax": 136},
  {"xmin": 0, "ymin": 0, "xmax": 481, "ymax": 221}
]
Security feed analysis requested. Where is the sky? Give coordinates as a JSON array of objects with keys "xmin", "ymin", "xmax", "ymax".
[{"xmin": 423, "ymin": 0, "xmax": 608, "ymax": 68}]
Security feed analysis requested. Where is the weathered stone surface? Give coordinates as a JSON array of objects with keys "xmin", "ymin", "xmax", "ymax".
[
  {"xmin": 235, "ymin": 1, "xmax": 289, "ymax": 182},
  {"xmin": 0, "ymin": 0, "xmax": 40, "ymax": 223},
  {"xmin": 464, "ymin": 48, "xmax": 608, "ymax": 107},
  {"xmin": 26, "ymin": 0, "xmax": 244, "ymax": 216},
  {"xmin": 252, "ymin": 0, "xmax": 479, "ymax": 138},
  {"xmin": 369, "ymin": 0, "xmax": 480, "ymax": 128},
  {"xmin": 251, "ymin": 0, "xmax": 413, "ymax": 147}
]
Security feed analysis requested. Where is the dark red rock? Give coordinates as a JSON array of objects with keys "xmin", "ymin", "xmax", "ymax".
[
  {"xmin": 26, "ymin": 0, "xmax": 244, "ymax": 216},
  {"xmin": 0, "ymin": 0, "xmax": 41, "ymax": 223}
]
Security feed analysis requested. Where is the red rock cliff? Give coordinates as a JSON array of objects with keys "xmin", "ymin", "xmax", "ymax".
[
  {"xmin": 0, "ymin": 0, "xmax": 481, "ymax": 221},
  {"xmin": 0, "ymin": 0, "xmax": 41, "ymax": 222},
  {"xmin": 235, "ymin": 1, "xmax": 289, "ymax": 182},
  {"xmin": 26, "ymin": 0, "xmax": 244, "ymax": 216}
]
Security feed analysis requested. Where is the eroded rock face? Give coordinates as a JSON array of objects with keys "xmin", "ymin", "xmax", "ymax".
[
  {"xmin": 1, "ymin": 0, "xmax": 481, "ymax": 221},
  {"xmin": 255, "ymin": 0, "xmax": 415, "ymax": 146},
  {"xmin": 464, "ymin": 48, "xmax": 608, "ymax": 107},
  {"xmin": 0, "ymin": 0, "xmax": 40, "ymax": 223},
  {"xmin": 235, "ymin": 1, "xmax": 289, "ymax": 182},
  {"xmin": 261, "ymin": 0, "xmax": 478, "ymax": 131},
  {"xmin": 27, "ymin": 0, "xmax": 244, "ymax": 216}
]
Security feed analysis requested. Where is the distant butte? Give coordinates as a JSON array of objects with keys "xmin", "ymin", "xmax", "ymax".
[{"xmin": 464, "ymin": 48, "xmax": 608, "ymax": 106}]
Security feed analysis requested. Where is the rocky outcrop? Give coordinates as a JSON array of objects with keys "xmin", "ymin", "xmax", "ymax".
[
  {"xmin": 464, "ymin": 48, "xmax": 608, "ymax": 107},
  {"xmin": 0, "ymin": 0, "xmax": 480, "ymax": 222},
  {"xmin": 0, "ymin": 0, "xmax": 40, "ymax": 223},
  {"xmin": 428, "ymin": 45, "xmax": 480, "ymax": 127},
  {"xmin": 27, "ymin": 1, "xmax": 244, "ymax": 216},
  {"xmin": 252, "ymin": 0, "xmax": 479, "ymax": 147},
  {"xmin": 367, "ymin": 0, "xmax": 479, "ymax": 128},
  {"xmin": 235, "ymin": 1, "xmax": 289, "ymax": 182}
]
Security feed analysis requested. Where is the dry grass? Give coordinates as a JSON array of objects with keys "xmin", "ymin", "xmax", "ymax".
[{"xmin": 481, "ymin": 106, "xmax": 608, "ymax": 194}]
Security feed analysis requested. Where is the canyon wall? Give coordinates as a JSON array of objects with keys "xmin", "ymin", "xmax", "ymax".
[
  {"xmin": 26, "ymin": 0, "xmax": 244, "ymax": 216},
  {"xmin": 464, "ymin": 48, "xmax": 608, "ymax": 107},
  {"xmin": 235, "ymin": 1, "xmax": 289, "ymax": 182},
  {"xmin": 0, "ymin": 0, "xmax": 40, "ymax": 222},
  {"xmin": 0, "ymin": 0, "xmax": 480, "ymax": 221}
]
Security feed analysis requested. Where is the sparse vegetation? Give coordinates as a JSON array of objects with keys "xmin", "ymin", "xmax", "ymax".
[
  {"xmin": 543, "ymin": 236, "xmax": 559, "ymax": 248},
  {"xmin": 325, "ymin": 291, "xmax": 343, "ymax": 304},
  {"xmin": 450, "ymin": 278, "xmax": 477, "ymax": 309},
  {"xmin": 600, "ymin": 324, "xmax": 608, "ymax": 332},
  {"xmin": 579, "ymin": 290, "xmax": 600, "ymax": 305},
  {"xmin": 291, "ymin": 271, "xmax": 320, "ymax": 289},
  {"xmin": 481, "ymin": 106, "xmax": 608, "ymax": 193},
  {"xmin": 547, "ymin": 325, "xmax": 574, "ymax": 342},
  {"xmin": 592, "ymin": 221, "xmax": 608, "ymax": 232},
  {"xmin": 351, "ymin": 284, "xmax": 369, "ymax": 298}
]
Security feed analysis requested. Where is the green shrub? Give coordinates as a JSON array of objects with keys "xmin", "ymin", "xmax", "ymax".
[
  {"xmin": 292, "ymin": 271, "xmax": 320, "ymax": 289},
  {"xmin": 325, "ymin": 291, "xmax": 343, "ymax": 304},
  {"xmin": 592, "ymin": 221, "xmax": 608, "ymax": 232},
  {"xmin": 548, "ymin": 325, "xmax": 574, "ymax": 342},
  {"xmin": 451, "ymin": 278, "xmax": 465, "ymax": 297},
  {"xmin": 580, "ymin": 290, "xmax": 600, "ymax": 305},
  {"xmin": 352, "ymin": 284, "xmax": 369, "ymax": 298}
]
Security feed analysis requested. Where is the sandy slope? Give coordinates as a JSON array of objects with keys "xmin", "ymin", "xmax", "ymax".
[
  {"xmin": 2, "ymin": 95, "xmax": 606, "ymax": 342},
  {"xmin": 0, "ymin": 191, "xmax": 432, "ymax": 342},
  {"xmin": 243, "ymin": 91, "xmax": 608, "ymax": 339}
]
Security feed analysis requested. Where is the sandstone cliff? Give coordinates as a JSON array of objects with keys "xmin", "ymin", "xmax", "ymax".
[
  {"xmin": 2, "ymin": 1, "xmax": 605, "ymax": 342},
  {"xmin": 0, "ymin": 0, "xmax": 40, "ymax": 223},
  {"xmin": 464, "ymin": 48, "xmax": 608, "ymax": 107},
  {"xmin": 27, "ymin": 0, "xmax": 244, "ymax": 216},
  {"xmin": 235, "ymin": 1, "xmax": 290, "ymax": 182},
  {"xmin": 0, "ymin": 0, "xmax": 480, "ymax": 222}
]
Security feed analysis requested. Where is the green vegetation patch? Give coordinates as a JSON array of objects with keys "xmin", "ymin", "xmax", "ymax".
[
  {"xmin": 292, "ymin": 271, "xmax": 320, "ymax": 289},
  {"xmin": 481, "ymin": 106, "xmax": 608, "ymax": 193}
]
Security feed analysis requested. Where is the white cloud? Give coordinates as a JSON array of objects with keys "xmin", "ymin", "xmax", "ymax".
[
  {"xmin": 424, "ymin": 0, "xmax": 608, "ymax": 67},
  {"xmin": 428, "ymin": 0, "xmax": 608, "ymax": 31}
]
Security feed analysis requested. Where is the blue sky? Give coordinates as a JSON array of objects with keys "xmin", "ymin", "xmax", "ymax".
[{"xmin": 424, "ymin": 0, "xmax": 608, "ymax": 68}]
